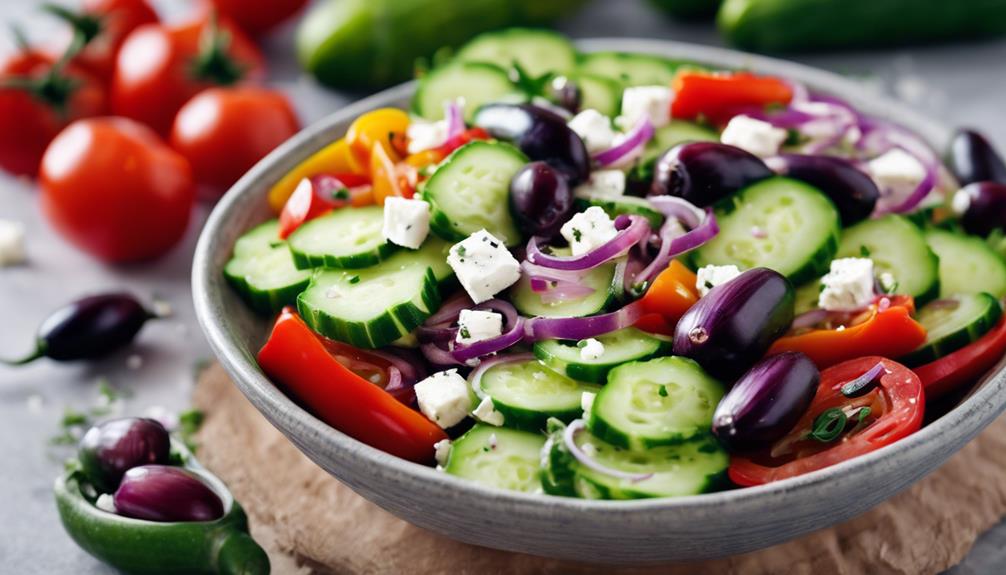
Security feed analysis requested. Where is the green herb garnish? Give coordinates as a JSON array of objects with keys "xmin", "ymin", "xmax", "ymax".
[
  {"xmin": 348, "ymin": 275, "xmax": 361, "ymax": 284},
  {"xmin": 859, "ymin": 245, "xmax": 871, "ymax": 257},
  {"xmin": 658, "ymin": 385, "xmax": 668, "ymax": 397},
  {"xmin": 808, "ymin": 408, "xmax": 847, "ymax": 443}
]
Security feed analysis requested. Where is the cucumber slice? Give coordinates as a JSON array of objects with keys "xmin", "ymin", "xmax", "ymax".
[
  {"xmin": 900, "ymin": 292, "xmax": 1002, "ymax": 366},
  {"xmin": 573, "ymin": 195, "xmax": 664, "ymax": 229},
  {"xmin": 412, "ymin": 62, "xmax": 517, "ymax": 122},
  {"xmin": 836, "ymin": 215, "xmax": 940, "ymax": 305},
  {"xmin": 577, "ymin": 51, "xmax": 697, "ymax": 87},
  {"xmin": 422, "ymin": 140, "xmax": 527, "ymax": 246},
  {"xmin": 224, "ymin": 220, "xmax": 312, "ymax": 314},
  {"xmin": 444, "ymin": 424, "xmax": 545, "ymax": 494},
  {"xmin": 572, "ymin": 73, "xmax": 622, "ymax": 117},
  {"xmin": 534, "ymin": 327, "xmax": 673, "ymax": 384},
  {"xmin": 288, "ymin": 206, "xmax": 395, "ymax": 270},
  {"xmin": 925, "ymin": 228, "xmax": 1006, "ymax": 299},
  {"xmin": 693, "ymin": 177, "xmax": 841, "ymax": 284},
  {"xmin": 793, "ymin": 280, "xmax": 823, "ymax": 315},
  {"xmin": 588, "ymin": 356, "xmax": 724, "ymax": 450},
  {"xmin": 509, "ymin": 251, "xmax": 618, "ymax": 318},
  {"xmin": 296, "ymin": 251, "xmax": 440, "ymax": 348},
  {"xmin": 455, "ymin": 28, "xmax": 577, "ymax": 77},
  {"xmin": 411, "ymin": 235, "xmax": 455, "ymax": 289},
  {"xmin": 479, "ymin": 359, "xmax": 600, "ymax": 432},
  {"xmin": 640, "ymin": 121, "xmax": 719, "ymax": 167}
]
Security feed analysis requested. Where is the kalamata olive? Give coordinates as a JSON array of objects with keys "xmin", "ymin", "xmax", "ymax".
[
  {"xmin": 712, "ymin": 352, "xmax": 820, "ymax": 451},
  {"xmin": 649, "ymin": 142, "xmax": 775, "ymax": 207},
  {"xmin": 79, "ymin": 418, "xmax": 172, "ymax": 492},
  {"xmin": 673, "ymin": 268, "xmax": 795, "ymax": 381},
  {"xmin": 114, "ymin": 465, "xmax": 224, "ymax": 522},
  {"xmin": 509, "ymin": 161, "xmax": 575, "ymax": 237},
  {"xmin": 2, "ymin": 292, "xmax": 154, "ymax": 365},
  {"xmin": 948, "ymin": 129, "xmax": 1006, "ymax": 186},
  {"xmin": 775, "ymin": 154, "xmax": 879, "ymax": 225},
  {"xmin": 547, "ymin": 76, "xmax": 581, "ymax": 114},
  {"xmin": 472, "ymin": 103, "xmax": 590, "ymax": 184},
  {"xmin": 952, "ymin": 181, "xmax": 1006, "ymax": 236}
]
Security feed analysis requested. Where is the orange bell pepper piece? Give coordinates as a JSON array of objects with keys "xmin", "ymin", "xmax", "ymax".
[
  {"xmin": 635, "ymin": 260, "xmax": 700, "ymax": 336},
  {"xmin": 267, "ymin": 138, "xmax": 357, "ymax": 212},
  {"xmin": 671, "ymin": 71, "xmax": 794, "ymax": 126},
  {"xmin": 346, "ymin": 108, "xmax": 410, "ymax": 172}
]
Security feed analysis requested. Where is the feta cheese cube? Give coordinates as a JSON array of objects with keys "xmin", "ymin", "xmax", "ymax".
[
  {"xmin": 0, "ymin": 219, "xmax": 26, "ymax": 267},
  {"xmin": 414, "ymin": 370, "xmax": 471, "ymax": 428},
  {"xmin": 95, "ymin": 493, "xmax": 117, "ymax": 513},
  {"xmin": 579, "ymin": 338, "xmax": 605, "ymax": 360},
  {"xmin": 456, "ymin": 309, "xmax": 503, "ymax": 345},
  {"xmin": 568, "ymin": 109, "xmax": 617, "ymax": 153},
  {"xmin": 818, "ymin": 257, "xmax": 876, "ymax": 312},
  {"xmin": 560, "ymin": 206, "xmax": 618, "ymax": 257},
  {"xmin": 406, "ymin": 118, "xmax": 448, "ymax": 154},
  {"xmin": 472, "ymin": 395, "xmax": 505, "ymax": 426},
  {"xmin": 720, "ymin": 115, "xmax": 788, "ymax": 158},
  {"xmin": 867, "ymin": 148, "xmax": 926, "ymax": 191},
  {"xmin": 581, "ymin": 391, "xmax": 596, "ymax": 416},
  {"xmin": 382, "ymin": 197, "xmax": 431, "ymax": 249},
  {"xmin": 447, "ymin": 230, "xmax": 522, "ymax": 304},
  {"xmin": 573, "ymin": 169, "xmax": 626, "ymax": 199},
  {"xmin": 617, "ymin": 86, "xmax": 673, "ymax": 131},
  {"xmin": 696, "ymin": 264, "xmax": 742, "ymax": 297},
  {"xmin": 433, "ymin": 439, "xmax": 452, "ymax": 467}
]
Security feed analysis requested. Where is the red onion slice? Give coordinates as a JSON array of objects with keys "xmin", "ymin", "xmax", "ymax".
[
  {"xmin": 526, "ymin": 215, "xmax": 650, "ymax": 271},
  {"xmin": 525, "ymin": 301, "xmax": 645, "ymax": 341},
  {"xmin": 840, "ymin": 361, "xmax": 887, "ymax": 398},
  {"xmin": 468, "ymin": 352, "xmax": 535, "ymax": 399},
  {"xmin": 444, "ymin": 99, "xmax": 465, "ymax": 140},
  {"xmin": 563, "ymin": 420, "xmax": 653, "ymax": 482},
  {"xmin": 451, "ymin": 300, "xmax": 525, "ymax": 363},
  {"xmin": 791, "ymin": 308, "xmax": 829, "ymax": 330},
  {"xmin": 420, "ymin": 342, "xmax": 459, "ymax": 367},
  {"xmin": 632, "ymin": 199, "xmax": 718, "ymax": 289},
  {"xmin": 593, "ymin": 116, "xmax": 655, "ymax": 167}
]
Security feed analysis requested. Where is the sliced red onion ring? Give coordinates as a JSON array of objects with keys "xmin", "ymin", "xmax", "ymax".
[
  {"xmin": 526, "ymin": 215, "xmax": 650, "ymax": 271},
  {"xmin": 563, "ymin": 420, "xmax": 653, "ymax": 482},
  {"xmin": 840, "ymin": 361, "xmax": 887, "ymax": 398},
  {"xmin": 420, "ymin": 342, "xmax": 459, "ymax": 367},
  {"xmin": 525, "ymin": 300, "xmax": 645, "ymax": 341},
  {"xmin": 632, "ymin": 198, "xmax": 718, "ymax": 289},
  {"xmin": 468, "ymin": 352, "xmax": 535, "ymax": 399},
  {"xmin": 444, "ymin": 99, "xmax": 465, "ymax": 140},
  {"xmin": 791, "ymin": 308, "xmax": 829, "ymax": 330},
  {"xmin": 593, "ymin": 116, "xmax": 654, "ymax": 167},
  {"xmin": 451, "ymin": 300, "xmax": 525, "ymax": 363}
]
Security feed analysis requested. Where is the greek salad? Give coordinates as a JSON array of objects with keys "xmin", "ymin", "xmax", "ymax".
[{"xmin": 225, "ymin": 29, "xmax": 1006, "ymax": 499}]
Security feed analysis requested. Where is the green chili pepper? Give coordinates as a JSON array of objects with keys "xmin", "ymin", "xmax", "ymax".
[{"xmin": 54, "ymin": 443, "xmax": 269, "ymax": 575}]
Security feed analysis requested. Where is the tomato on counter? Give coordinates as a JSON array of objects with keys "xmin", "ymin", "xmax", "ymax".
[{"xmin": 206, "ymin": 0, "xmax": 310, "ymax": 37}]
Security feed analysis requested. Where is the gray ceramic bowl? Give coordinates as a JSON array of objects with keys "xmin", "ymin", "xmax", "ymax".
[{"xmin": 193, "ymin": 39, "xmax": 1006, "ymax": 563}]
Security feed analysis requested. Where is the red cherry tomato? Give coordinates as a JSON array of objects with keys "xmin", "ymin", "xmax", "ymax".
[
  {"xmin": 728, "ymin": 356, "xmax": 924, "ymax": 486},
  {"xmin": 170, "ymin": 86, "xmax": 299, "ymax": 194},
  {"xmin": 0, "ymin": 50, "xmax": 105, "ymax": 177},
  {"xmin": 40, "ymin": 118, "xmax": 195, "ymax": 263},
  {"xmin": 111, "ymin": 15, "xmax": 264, "ymax": 135},
  {"xmin": 205, "ymin": 0, "xmax": 309, "ymax": 37},
  {"xmin": 278, "ymin": 173, "xmax": 372, "ymax": 239}
]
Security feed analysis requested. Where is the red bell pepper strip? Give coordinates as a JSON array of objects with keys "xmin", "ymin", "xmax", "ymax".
[
  {"xmin": 257, "ymin": 308, "xmax": 447, "ymax": 463},
  {"xmin": 915, "ymin": 315, "xmax": 1006, "ymax": 400},
  {"xmin": 671, "ymin": 71, "xmax": 794, "ymax": 125},
  {"xmin": 278, "ymin": 173, "xmax": 372, "ymax": 238}
]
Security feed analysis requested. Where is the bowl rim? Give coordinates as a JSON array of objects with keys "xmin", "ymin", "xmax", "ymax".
[{"xmin": 193, "ymin": 37, "xmax": 1006, "ymax": 515}]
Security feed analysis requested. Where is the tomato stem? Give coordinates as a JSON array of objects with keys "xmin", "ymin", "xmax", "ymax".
[
  {"xmin": 41, "ymin": 4, "xmax": 104, "ymax": 46},
  {"xmin": 191, "ymin": 12, "xmax": 245, "ymax": 86},
  {"xmin": 9, "ymin": 23, "xmax": 31, "ymax": 54}
]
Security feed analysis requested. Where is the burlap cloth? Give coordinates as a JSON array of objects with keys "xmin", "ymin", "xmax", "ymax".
[{"xmin": 193, "ymin": 363, "xmax": 1006, "ymax": 575}]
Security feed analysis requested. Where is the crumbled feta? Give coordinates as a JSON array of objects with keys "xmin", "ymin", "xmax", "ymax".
[
  {"xmin": 581, "ymin": 391, "xmax": 596, "ymax": 416},
  {"xmin": 867, "ymin": 148, "xmax": 926, "ymax": 191},
  {"xmin": 720, "ymin": 115, "xmax": 788, "ymax": 158},
  {"xmin": 456, "ymin": 309, "xmax": 503, "ymax": 345},
  {"xmin": 573, "ymin": 170, "xmax": 626, "ymax": 199},
  {"xmin": 0, "ymin": 219, "xmax": 26, "ymax": 267},
  {"xmin": 406, "ymin": 118, "xmax": 448, "ymax": 154},
  {"xmin": 433, "ymin": 439, "xmax": 452, "ymax": 467},
  {"xmin": 568, "ymin": 109, "xmax": 617, "ymax": 153},
  {"xmin": 878, "ymin": 272, "xmax": 898, "ymax": 294},
  {"xmin": 447, "ymin": 230, "xmax": 522, "ymax": 304},
  {"xmin": 951, "ymin": 188, "xmax": 972, "ymax": 215},
  {"xmin": 472, "ymin": 395, "xmax": 504, "ymax": 426},
  {"xmin": 617, "ymin": 86, "xmax": 673, "ymax": 131},
  {"xmin": 95, "ymin": 493, "xmax": 117, "ymax": 513},
  {"xmin": 579, "ymin": 338, "xmax": 605, "ymax": 361},
  {"xmin": 696, "ymin": 264, "xmax": 742, "ymax": 297},
  {"xmin": 382, "ymin": 197, "xmax": 431, "ymax": 249},
  {"xmin": 818, "ymin": 258, "xmax": 876, "ymax": 311},
  {"xmin": 560, "ymin": 206, "xmax": 618, "ymax": 257},
  {"xmin": 414, "ymin": 370, "xmax": 471, "ymax": 429}
]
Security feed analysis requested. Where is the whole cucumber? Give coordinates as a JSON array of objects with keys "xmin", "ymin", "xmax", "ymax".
[
  {"xmin": 648, "ymin": 0, "xmax": 721, "ymax": 20},
  {"xmin": 298, "ymin": 0, "xmax": 586, "ymax": 90},
  {"xmin": 718, "ymin": 0, "xmax": 1006, "ymax": 52}
]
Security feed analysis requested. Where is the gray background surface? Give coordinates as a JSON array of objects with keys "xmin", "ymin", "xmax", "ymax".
[{"xmin": 1, "ymin": 0, "xmax": 1003, "ymax": 573}]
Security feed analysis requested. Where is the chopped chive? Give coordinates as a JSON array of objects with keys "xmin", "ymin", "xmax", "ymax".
[
  {"xmin": 859, "ymin": 245, "xmax": 871, "ymax": 257},
  {"xmin": 658, "ymin": 385, "xmax": 668, "ymax": 397},
  {"xmin": 348, "ymin": 275, "xmax": 361, "ymax": 284},
  {"xmin": 808, "ymin": 408, "xmax": 847, "ymax": 443}
]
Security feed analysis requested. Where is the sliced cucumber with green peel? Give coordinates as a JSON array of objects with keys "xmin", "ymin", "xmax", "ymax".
[
  {"xmin": 693, "ymin": 177, "xmax": 841, "ymax": 284},
  {"xmin": 510, "ymin": 252, "xmax": 618, "ymax": 317},
  {"xmin": 412, "ymin": 62, "xmax": 516, "ymax": 122},
  {"xmin": 297, "ymin": 251, "xmax": 440, "ymax": 348},
  {"xmin": 422, "ymin": 140, "xmax": 527, "ymax": 246},
  {"xmin": 573, "ymin": 195, "xmax": 664, "ymax": 229},
  {"xmin": 836, "ymin": 215, "xmax": 940, "ymax": 305},
  {"xmin": 224, "ymin": 220, "xmax": 312, "ymax": 314},
  {"xmin": 288, "ymin": 206, "xmax": 395, "ymax": 269},
  {"xmin": 444, "ymin": 424, "xmax": 545, "ymax": 494},
  {"xmin": 925, "ymin": 228, "xmax": 1006, "ymax": 299},
  {"xmin": 640, "ymin": 121, "xmax": 719, "ymax": 166},
  {"xmin": 534, "ymin": 327, "xmax": 673, "ymax": 384},
  {"xmin": 577, "ymin": 51, "xmax": 697, "ymax": 87},
  {"xmin": 900, "ymin": 292, "xmax": 1002, "ymax": 366},
  {"xmin": 412, "ymin": 235, "xmax": 455, "ymax": 289},
  {"xmin": 572, "ymin": 73, "xmax": 622, "ymax": 117},
  {"xmin": 793, "ymin": 280, "xmax": 822, "ymax": 315},
  {"xmin": 479, "ymin": 359, "xmax": 600, "ymax": 432},
  {"xmin": 455, "ymin": 28, "xmax": 577, "ymax": 77},
  {"xmin": 588, "ymin": 356, "xmax": 724, "ymax": 450}
]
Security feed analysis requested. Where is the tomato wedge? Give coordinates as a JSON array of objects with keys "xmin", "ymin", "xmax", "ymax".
[
  {"xmin": 671, "ymin": 71, "xmax": 794, "ymax": 125},
  {"xmin": 915, "ymin": 315, "xmax": 1006, "ymax": 400},
  {"xmin": 257, "ymin": 308, "xmax": 447, "ymax": 463},
  {"xmin": 634, "ymin": 260, "xmax": 699, "ymax": 336},
  {"xmin": 277, "ymin": 173, "xmax": 372, "ymax": 238},
  {"xmin": 729, "ymin": 357, "xmax": 924, "ymax": 486}
]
